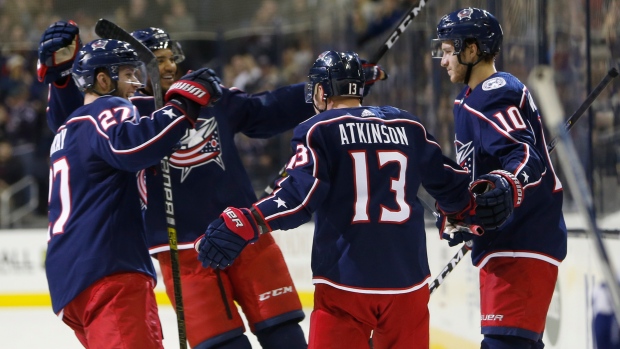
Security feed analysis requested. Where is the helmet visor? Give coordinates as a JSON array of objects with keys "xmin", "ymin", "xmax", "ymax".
[
  {"xmin": 431, "ymin": 39, "xmax": 446, "ymax": 59},
  {"xmin": 304, "ymin": 81, "xmax": 314, "ymax": 103},
  {"xmin": 117, "ymin": 63, "xmax": 148, "ymax": 89}
]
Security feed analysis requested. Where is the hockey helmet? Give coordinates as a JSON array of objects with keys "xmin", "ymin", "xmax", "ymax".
[
  {"xmin": 72, "ymin": 39, "xmax": 147, "ymax": 92},
  {"xmin": 431, "ymin": 7, "xmax": 503, "ymax": 58},
  {"xmin": 131, "ymin": 27, "xmax": 185, "ymax": 63},
  {"xmin": 305, "ymin": 50, "xmax": 365, "ymax": 103}
]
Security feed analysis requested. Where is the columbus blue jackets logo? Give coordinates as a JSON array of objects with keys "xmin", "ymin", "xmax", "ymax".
[
  {"xmin": 90, "ymin": 40, "xmax": 107, "ymax": 50},
  {"xmin": 482, "ymin": 77, "xmax": 506, "ymax": 91},
  {"xmin": 169, "ymin": 117, "xmax": 223, "ymax": 182},
  {"xmin": 457, "ymin": 8, "xmax": 473, "ymax": 20},
  {"xmin": 455, "ymin": 139, "xmax": 474, "ymax": 176}
]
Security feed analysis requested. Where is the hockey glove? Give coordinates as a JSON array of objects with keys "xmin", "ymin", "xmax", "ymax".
[
  {"xmin": 470, "ymin": 170, "xmax": 522, "ymax": 230},
  {"xmin": 435, "ymin": 198, "xmax": 483, "ymax": 247},
  {"xmin": 164, "ymin": 68, "xmax": 223, "ymax": 123},
  {"xmin": 37, "ymin": 20, "xmax": 81, "ymax": 84},
  {"xmin": 194, "ymin": 207, "xmax": 261, "ymax": 269},
  {"xmin": 360, "ymin": 59, "xmax": 388, "ymax": 97}
]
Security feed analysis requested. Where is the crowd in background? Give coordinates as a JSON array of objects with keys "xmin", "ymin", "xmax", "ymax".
[{"xmin": 0, "ymin": 0, "xmax": 619, "ymax": 226}]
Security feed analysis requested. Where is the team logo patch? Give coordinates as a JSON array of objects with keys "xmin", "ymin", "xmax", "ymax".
[
  {"xmin": 457, "ymin": 8, "xmax": 473, "ymax": 20},
  {"xmin": 482, "ymin": 77, "xmax": 506, "ymax": 91},
  {"xmin": 169, "ymin": 117, "xmax": 223, "ymax": 182},
  {"xmin": 91, "ymin": 40, "xmax": 107, "ymax": 50}
]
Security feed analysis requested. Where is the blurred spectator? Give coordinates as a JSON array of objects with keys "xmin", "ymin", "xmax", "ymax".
[
  {"xmin": 163, "ymin": 0, "xmax": 196, "ymax": 33},
  {"xmin": 0, "ymin": 140, "xmax": 24, "ymax": 191}
]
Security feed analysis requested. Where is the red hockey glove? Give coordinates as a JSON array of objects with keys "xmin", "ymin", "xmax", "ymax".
[
  {"xmin": 164, "ymin": 68, "xmax": 223, "ymax": 122},
  {"xmin": 435, "ymin": 197, "xmax": 484, "ymax": 247},
  {"xmin": 194, "ymin": 207, "xmax": 261, "ymax": 269},
  {"xmin": 470, "ymin": 170, "xmax": 522, "ymax": 230},
  {"xmin": 37, "ymin": 20, "xmax": 81, "ymax": 84}
]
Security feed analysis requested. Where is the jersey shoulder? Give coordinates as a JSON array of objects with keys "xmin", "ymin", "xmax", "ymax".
[{"xmin": 468, "ymin": 72, "xmax": 526, "ymax": 109}]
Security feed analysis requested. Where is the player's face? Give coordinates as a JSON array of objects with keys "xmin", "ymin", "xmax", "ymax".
[
  {"xmin": 116, "ymin": 65, "xmax": 142, "ymax": 99},
  {"xmin": 439, "ymin": 42, "xmax": 467, "ymax": 84},
  {"xmin": 154, "ymin": 48, "xmax": 178, "ymax": 92}
]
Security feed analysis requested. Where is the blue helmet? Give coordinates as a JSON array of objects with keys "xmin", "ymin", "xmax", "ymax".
[
  {"xmin": 72, "ymin": 39, "xmax": 146, "ymax": 92},
  {"xmin": 131, "ymin": 27, "xmax": 185, "ymax": 63},
  {"xmin": 305, "ymin": 50, "xmax": 365, "ymax": 103},
  {"xmin": 433, "ymin": 7, "xmax": 503, "ymax": 57}
]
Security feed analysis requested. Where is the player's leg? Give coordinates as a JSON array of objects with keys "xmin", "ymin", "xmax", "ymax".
[
  {"xmin": 157, "ymin": 250, "xmax": 251, "ymax": 349},
  {"xmin": 308, "ymin": 284, "xmax": 374, "ymax": 349},
  {"xmin": 228, "ymin": 233, "xmax": 307, "ymax": 349},
  {"xmin": 479, "ymin": 257, "xmax": 558, "ymax": 348},
  {"xmin": 62, "ymin": 272, "xmax": 164, "ymax": 348},
  {"xmin": 371, "ymin": 286, "xmax": 430, "ymax": 349}
]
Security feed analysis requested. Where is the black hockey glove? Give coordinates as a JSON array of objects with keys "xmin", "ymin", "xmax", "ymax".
[
  {"xmin": 37, "ymin": 20, "xmax": 82, "ymax": 84},
  {"xmin": 470, "ymin": 170, "xmax": 522, "ymax": 230},
  {"xmin": 194, "ymin": 207, "xmax": 262, "ymax": 269},
  {"xmin": 164, "ymin": 68, "xmax": 223, "ymax": 123},
  {"xmin": 360, "ymin": 59, "xmax": 388, "ymax": 97}
]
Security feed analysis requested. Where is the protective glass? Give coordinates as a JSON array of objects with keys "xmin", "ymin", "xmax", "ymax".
[
  {"xmin": 431, "ymin": 39, "xmax": 445, "ymax": 59},
  {"xmin": 304, "ymin": 81, "xmax": 315, "ymax": 103},
  {"xmin": 117, "ymin": 63, "xmax": 147, "ymax": 89}
]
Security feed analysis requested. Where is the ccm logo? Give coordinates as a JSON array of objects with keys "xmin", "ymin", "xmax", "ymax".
[
  {"xmin": 259, "ymin": 286, "xmax": 294, "ymax": 301},
  {"xmin": 224, "ymin": 208, "xmax": 244, "ymax": 227},
  {"xmin": 481, "ymin": 314, "xmax": 504, "ymax": 321},
  {"xmin": 170, "ymin": 81, "xmax": 206, "ymax": 98}
]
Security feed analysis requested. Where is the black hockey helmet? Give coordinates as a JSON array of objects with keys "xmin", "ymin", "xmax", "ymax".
[
  {"xmin": 432, "ymin": 7, "xmax": 503, "ymax": 58},
  {"xmin": 72, "ymin": 39, "xmax": 146, "ymax": 92},
  {"xmin": 305, "ymin": 50, "xmax": 365, "ymax": 103},
  {"xmin": 131, "ymin": 27, "xmax": 185, "ymax": 63}
]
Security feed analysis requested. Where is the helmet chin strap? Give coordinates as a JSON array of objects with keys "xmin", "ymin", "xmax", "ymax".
[
  {"xmin": 312, "ymin": 95, "xmax": 328, "ymax": 113},
  {"xmin": 457, "ymin": 54, "xmax": 484, "ymax": 85},
  {"xmin": 93, "ymin": 80, "xmax": 119, "ymax": 97}
]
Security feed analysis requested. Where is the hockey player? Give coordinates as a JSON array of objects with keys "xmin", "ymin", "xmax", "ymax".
[
  {"xmin": 432, "ymin": 7, "xmax": 568, "ymax": 349},
  {"xmin": 195, "ymin": 50, "xmax": 512, "ymax": 349},
  {"xmin": 45, "ymin": 38, "xmax": 221, "ymax": 348},
  {"xmin": 38, "ymin": 21, "xmax": 387, "ymax": 349}
]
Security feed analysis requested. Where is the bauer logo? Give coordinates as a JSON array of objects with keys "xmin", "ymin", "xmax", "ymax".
[{"xmin": 259, "ymin": 286, "xmax": 294, "ymax": 301}]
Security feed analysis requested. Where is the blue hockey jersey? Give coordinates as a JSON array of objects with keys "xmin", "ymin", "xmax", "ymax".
[
  {"xmin": 46, "ymin": 96, "xmax": 192, "ymax": 313},
  {"xmin": 254, "ymin": 106, "xmax": 473, "ymax": 292},
  {"xmin": 452, "ymin": 72, "xmax": 567, "ymax": 266},
  {"xmin": 47, "ymin": 81, "xmax": 314, "ymax": 253}
]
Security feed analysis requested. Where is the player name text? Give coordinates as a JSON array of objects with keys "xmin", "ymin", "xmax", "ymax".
[
  {"xmin": 50, "ymin": 128, "xmax": 67, "ymax": 156},
  {"xmin": 339, "ymin": 123, "xmax": 408, "ymax": 145}
]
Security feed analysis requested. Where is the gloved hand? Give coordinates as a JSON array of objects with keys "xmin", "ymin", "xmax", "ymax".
[
  {"xmin": 164, "ymin": 68, "xmax": 223, "ymax": 122},
  {"xmin": 194, "ymin": 207, "xmax": 261, "ymax": 269},
  {"xmin": 360, "ymin": 59, "xmax": 388, "ymax": 97},
  {"xmin": 470, "ymin": 170, "xmax": 522, "ymax": 230},
  {"xmin": 435, "ymin": 209, "xmax": 484, "ymax": 247},
  {"xmin": 37, "ymin": 20, "xmax": 81, "ymax": 84}
]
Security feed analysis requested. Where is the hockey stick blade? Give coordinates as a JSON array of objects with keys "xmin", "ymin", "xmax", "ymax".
[
  {"xmin": 529, "ymin": 65, "xmax": 620, "ymax": 325},
  {"xmin": 94, "ymin": 18, "xmax": 164, "ymax": 109}
]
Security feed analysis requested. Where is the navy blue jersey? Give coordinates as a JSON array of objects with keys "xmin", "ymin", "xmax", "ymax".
[
  {"xmin": 47, "ymin": 82, "xmax": 314, "ymax": 252},
  {"xmin": 254, "ymin": 106, "xmax": 473, "ymax": 292},
  {"xmin": 452, "ymin": 72, "xmax": 567, "ymax": 266},
  {"xmin": 46, "ymin": 96, "xmax": 192, "ymax": 313}
]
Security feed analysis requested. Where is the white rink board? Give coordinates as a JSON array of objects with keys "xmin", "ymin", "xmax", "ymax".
[{"xmin": 0, "ymin": 212, "xmax": 618, "ymax": 349}]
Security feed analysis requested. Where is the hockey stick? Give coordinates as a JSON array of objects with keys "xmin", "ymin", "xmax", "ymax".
[
  {"xmin": 429, "ymin": 66, "xmax": 619, "ymax": 295},
  {"xmin": 262, "ymin": 0, "xmax": 430, "ymax": 197},
  {"xmin": 95, "ymin": 18, "xmax": 188, "ymax": 349},
  {"xmin": 529, "ymin": 65, "xmax": 620, "ymax": 327}
]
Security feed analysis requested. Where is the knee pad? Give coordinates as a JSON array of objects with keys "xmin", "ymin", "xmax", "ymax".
[
  {"xmin": 256, "ymin": 321, "xmax": 307, "ymax": 349},
  {"xmin": 481, "ymin": 335, "xmax": 535, "ymax": 349}
]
